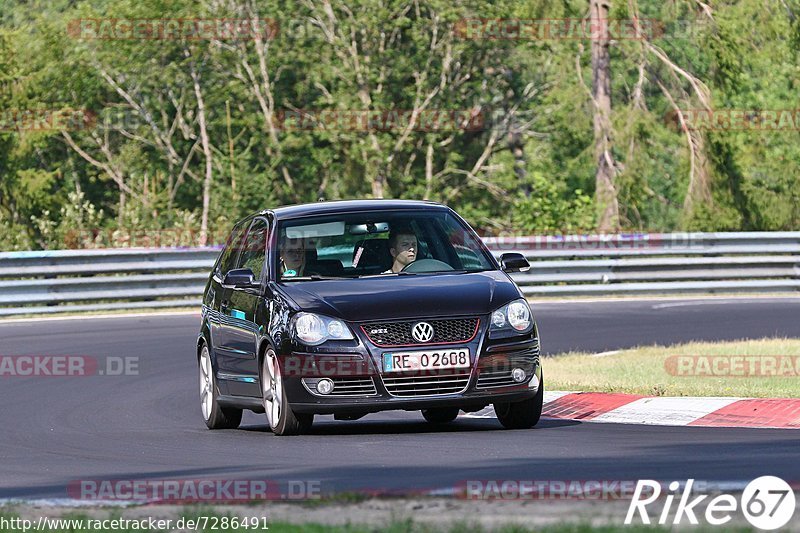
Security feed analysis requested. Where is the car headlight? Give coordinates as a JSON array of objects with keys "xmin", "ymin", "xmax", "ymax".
[
  {"xmin": 507, "ymin": 301, "xmax": 531, "ymax": 331},
  {"xmin": 490, "ymin": 299, "xmax": 532, "ymax": 332},
  {"xmin": 292, "ymin": 312, "xmax": 354, "ymax": 345}
]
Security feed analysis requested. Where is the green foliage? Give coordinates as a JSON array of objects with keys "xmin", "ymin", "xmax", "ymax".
[
  {"xmin": 0, "ymin": 0, "xmax": 798, "ymax": 251},
  {"xmin": 514, "ymin": 178, "xmax": 594, "ymax": 234},
  {"xmin": 0, "ymin": 210, "xmax": 34, "ymax": 250},
  {"xmin": 30, "ymin": 189, "xmax": 103, "ymax": 248}
]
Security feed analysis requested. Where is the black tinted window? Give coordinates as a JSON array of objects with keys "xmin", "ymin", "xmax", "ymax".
[
  {"xmin": 217, "ymin": 222, "xmax": 247, "ymax": 275},
  {"xmin": 238, "ymin": 218, "xmax": 269, "ymax": 279}
]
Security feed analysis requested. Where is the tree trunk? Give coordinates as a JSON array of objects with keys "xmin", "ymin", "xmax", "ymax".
[
  {"xmin": 191, "ymin": 62, "xmax": 213, "ymax": 246},
  {"xmin": 504, "ymin": 82, "xmax": 529, "ymax": 197},
  {"xmin": 118, "ymin": 190, "xmax": 126, "ymax": 226},
  {"xmin": 424, "ymin": 141, "xmax": 434, "ymax": 200},
  {"xmin": 590, "ymin": 0, "xmax": 620, "ymax": 232},
  {"xmin": 370, "ymin": 167, "xmax": 387, "ymax": 198},
  {"xmin": 226, "ymin": 100, "xmax": 237, "ymax": 202},
  {"xmin": 683, "ymin": 129, "xmax": 712, "ymax": 218},
  {"xmin": 508, "ymin": 129, "xmax": 529, "ymax": 197}
]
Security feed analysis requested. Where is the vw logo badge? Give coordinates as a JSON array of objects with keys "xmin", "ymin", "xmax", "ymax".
[{"xmin": 411, "ymin": 322, "xmax": 434, "ymax": 343}]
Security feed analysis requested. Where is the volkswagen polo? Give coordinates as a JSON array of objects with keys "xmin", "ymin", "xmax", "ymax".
[{"xmin": 197, "ymin": 200, "xmax": 542, "ymax": 435}]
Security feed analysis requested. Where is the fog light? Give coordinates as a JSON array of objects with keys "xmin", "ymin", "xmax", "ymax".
[
  {"xmin": 511, "ymin": 368, "xmax": 526, "ymax": 383},
  {"xmin": 316, "ymin": 378, "xmax": 334, "ymax": 395}
]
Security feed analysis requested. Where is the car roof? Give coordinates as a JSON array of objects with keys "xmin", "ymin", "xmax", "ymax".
[{"xmin": 261, "ymin": 199, "xmax": 449, "ymax": 220}]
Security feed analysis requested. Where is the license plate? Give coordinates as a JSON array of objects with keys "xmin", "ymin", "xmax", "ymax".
[{"xmin": 382, "ymin": 349, "xmax": 470, "ymax": 373}]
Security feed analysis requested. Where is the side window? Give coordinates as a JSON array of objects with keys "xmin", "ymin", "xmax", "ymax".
[
  {"xmin": 217, "ymin": 223, "xmax": 247, "ymax": 275},
  {"xmin": 444, "ymin": 223, "xmax": 483, "ymax": 269},
  {"xmin": 238, "ymin": 218, "xmax": 270, "ymax": 280}
]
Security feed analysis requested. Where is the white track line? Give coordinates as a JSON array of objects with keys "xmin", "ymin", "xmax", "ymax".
[
  {"xmin": 530, "ymin": 295, "xmax": 800, "ymax": 306},
  {"xmin": 591, "ymin": 350, "xmax": 621, "ymax": 358},
  {"xmin": 0, "ymin": 310, "xmax": 199, "ymax": 325},
  {"xmin": 543, "ymin": 391, "xmax": 574, "ymax": 403},
  {"xmin": 590, "ymin": 397, "xmax": 743, "ymax": 426},
  {"xmin": 651, "ymin": 297, "xmax": 800, "ymax": 309}
]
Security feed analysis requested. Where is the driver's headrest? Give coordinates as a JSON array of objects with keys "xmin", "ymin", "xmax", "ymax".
[{"xmin": 352, "ymin": 238, "xmax": 392, "ymax": 272}]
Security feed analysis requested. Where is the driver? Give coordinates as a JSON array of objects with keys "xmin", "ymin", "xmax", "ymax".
[{"xmin": 384, "ymin": 225, "xmax": 417, "ymax": 273}]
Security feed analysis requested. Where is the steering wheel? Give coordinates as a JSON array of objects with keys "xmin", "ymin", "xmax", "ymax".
[{"xmin": 401, "ymin": 258, "xmax": 454, "ymax": 273}]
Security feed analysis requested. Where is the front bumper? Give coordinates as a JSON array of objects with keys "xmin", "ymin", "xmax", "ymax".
[
  {"xmin": 281, "ymin": 317, "xmax": 542, "ymax": 415},
  {"xmin": 288, "ymin": 374, "xmax": 541, "ymax": 415}
]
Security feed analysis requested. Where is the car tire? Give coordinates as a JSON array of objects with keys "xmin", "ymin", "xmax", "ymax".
[
  {"xmin": 494, "ymin": 375, "xmax": 544, "ymax": 430},
  {"xmin": 262, "ymin": 348, "xmax": 313, "ymax": 436},
  {"xmin": 421, "ymin": 407, "xmax": 460, "ymax": 423},
  {"xmin": 199, "ymin": 344, "xmax": 243, "ymax": 430}
]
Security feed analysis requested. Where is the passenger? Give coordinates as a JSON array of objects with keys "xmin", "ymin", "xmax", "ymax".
[{"xmin": 280, "ymin": 236, "xmax": 307, "ymax": 278}]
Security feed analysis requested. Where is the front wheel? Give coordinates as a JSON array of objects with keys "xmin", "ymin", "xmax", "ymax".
[
  {"xmin": 262, "ymin": 348, "xmax": 313, "ymax": 436},
  {"xmin": 494, "ymin": 375, "xmax": 544, "ymax": 430},
  {"xmin": 199, "ymin": 345, "xmax": 242, "ymax": 430}
]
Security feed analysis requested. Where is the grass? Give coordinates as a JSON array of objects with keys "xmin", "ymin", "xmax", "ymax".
[{"xmin": 546, "ymin": 338, "xmax": 800, "ymax": 398}]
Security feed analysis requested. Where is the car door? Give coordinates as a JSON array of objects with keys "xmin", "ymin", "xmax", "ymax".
[
  {"xmin": 209, "ymin": 220, "xmax": 248, "ymax": 395},
  {"xmin": 216, "ymin": 217, "xmax": 270, "ymax": 396}
]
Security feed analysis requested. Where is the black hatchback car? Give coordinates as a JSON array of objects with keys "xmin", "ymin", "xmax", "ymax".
[{"xmin": 197, "ymin": 200, "xmax": 543, "ymax": 435}]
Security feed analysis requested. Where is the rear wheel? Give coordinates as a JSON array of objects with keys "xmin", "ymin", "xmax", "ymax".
[
  {"xmin": 421, "ymin": 407, "xmax": 460, "ymax": 423},
  {"xmin": 262, "ymin": 348, "xmax": 313, "ymax": 436},
  {"xmin": 199, "ymin": 345, "xmax": 242, "ymax": 429},
  {"xmin": 494, "ymin": 376, "xmax": 544, "ymax": 430}
]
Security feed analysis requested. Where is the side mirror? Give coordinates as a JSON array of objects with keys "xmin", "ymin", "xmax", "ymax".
[
  {"xmin": 223, "ymin": 268, "xmax": 259, "ymax": 289},
  {"xmin": 499, "ymin": 252, "xmax": 530, "ymax": 273}
]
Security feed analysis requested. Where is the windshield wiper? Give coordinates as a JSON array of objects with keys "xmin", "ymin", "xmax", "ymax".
[
  {"xmin": 280, "ymin": 275, "xmax": 340, "ymax": 282},
  {"xmin": 359, "ymin": 270, "xmax": 471, "ymax": 277},
  {"xmin": 355, "ymin": 272, "xmax": 411, "ymax": 278}
]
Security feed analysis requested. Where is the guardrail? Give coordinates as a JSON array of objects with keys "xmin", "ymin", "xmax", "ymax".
[{"xmin": 1, "ymin": 232, "xmax": 799, "ymax": 316}]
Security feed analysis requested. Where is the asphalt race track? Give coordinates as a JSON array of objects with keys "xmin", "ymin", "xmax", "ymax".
[{"xmin": 1, "ymin": 297, "xmax": 800, "ymax": 501}]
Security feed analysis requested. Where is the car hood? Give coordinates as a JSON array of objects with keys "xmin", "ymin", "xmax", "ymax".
[{"xmin": 274, "ymin": 271, "xmax": 522, "ymax": 322}]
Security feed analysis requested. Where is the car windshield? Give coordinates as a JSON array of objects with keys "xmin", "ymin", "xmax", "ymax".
[{"xmin": 276, "ymin": 210, "xmax": 495, "ymax": 281}]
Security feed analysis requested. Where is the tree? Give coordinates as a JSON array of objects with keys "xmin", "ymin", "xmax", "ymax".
[{"xmin": 589, "ymin": 0, "xmax": 620, "ymax": 231}]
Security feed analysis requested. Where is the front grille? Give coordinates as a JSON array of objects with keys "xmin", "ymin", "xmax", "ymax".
[
  {"xmin": 361, "ymin": 318, "xmax": 480, "ymax": 346},
  {"xmin": 302, "ymin": 377, "xmax": 377, "ymax": 396},
  {"xmin": 382, "ymin": 372, "xmax": 471, "ymax": 397},
  {"xmin": 476, "ymin": 350, "xmax": 540, "ymax": 389}
]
